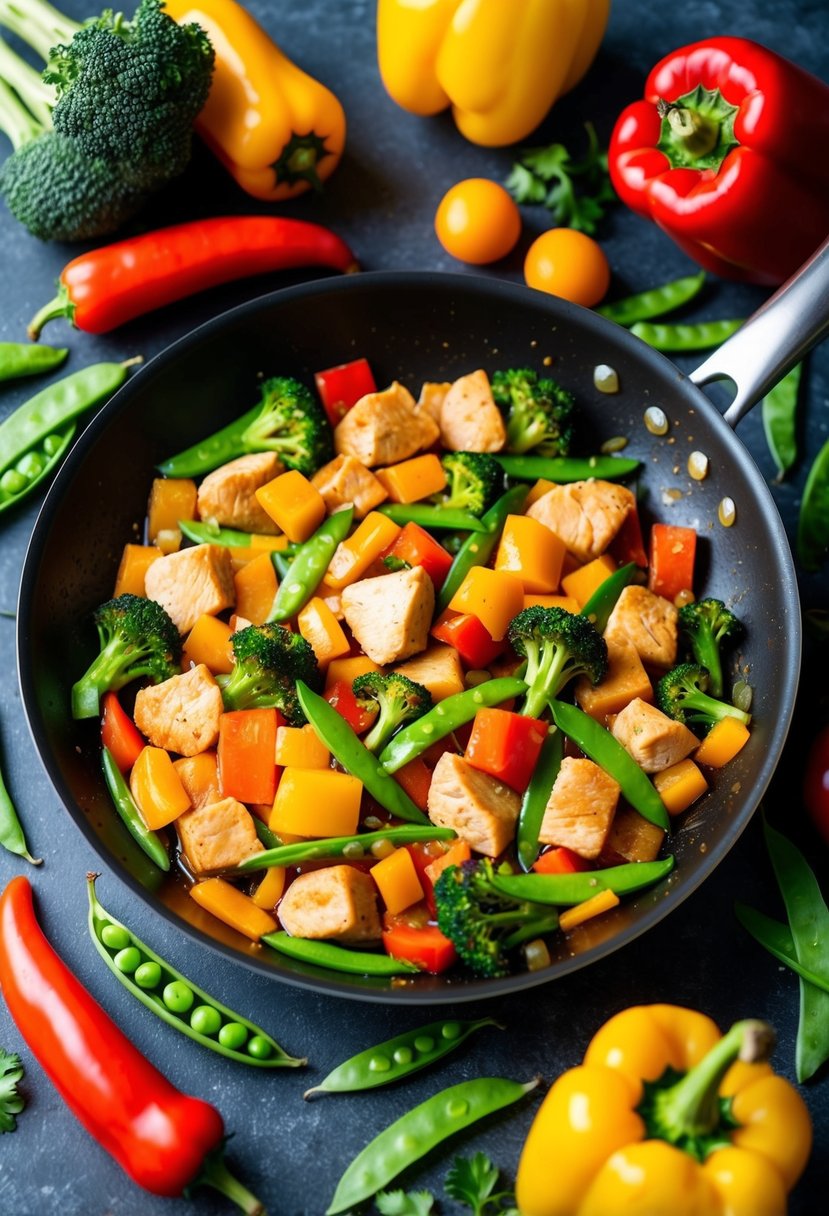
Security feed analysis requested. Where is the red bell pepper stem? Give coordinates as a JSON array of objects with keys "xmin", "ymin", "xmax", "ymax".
[
  {"xmin": 0, "ymin": 876, "xmax": 263, "ymax": 1213},
  {"xmin": 28, "ymin": 216, "xmax": 359, "ymax": 338}
]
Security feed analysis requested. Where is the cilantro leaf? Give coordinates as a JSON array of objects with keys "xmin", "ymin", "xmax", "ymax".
[
  {"xmin": 376, "ymin": 1189, "xmax": 435, "ymax": 1215},
  {"xmin": 505, "ymin": 123, "xmax": 616, "ymax": 235},
  {"xmin": 444, "ymin": 1154, "xmax": 517, "ymax": 1215},
  {"xmin": 0, "ymin": 1048, "xmax": 25, "ymax": 1133}
]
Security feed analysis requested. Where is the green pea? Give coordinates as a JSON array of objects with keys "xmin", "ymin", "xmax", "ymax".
[
  {"xmin": 413, "ymin": 1035, "xmax": 435, "ymax": 1053},
  {"xmin": 114, "ymin": 946, "xmax": 142, "ymax": 974},
  {"xmin": 441, "ymin": 1022, "xmax": 462, "ymax": 1041},
  {"xmin": 16, "ymin": 451, "xmax": 44, "ymax": 479},
  {"xmin": 42, "ymin": 433, "xmax": 64, "ymax": 457},
  {"xmin": 162, "ymin": 981, "xmax": 194, "ymax": 1014},
  {"xmin": 0, "ymin": 469, "xmax": 27, "ymax": 495},
  {"xmin": 100, "ymin": 923, "xmax": 131, "ymax": 951},
  {"xmin": 219, "ymin": 1022, "xmax": 248, "ymax": 1050},
  {"xmin": 134, "ymin": 961, "xmax": 162, "ymax": 990},
  {"xmin": 247, "ymin": 1035, "xmax": 273, "ymax": 1060},
  {"xmin": 368, "ymin": 1054, "xmax": 391, "ymax": 1073},
  {"xmin": 393, "ymin": 1046, "xmax": 413, "ymax": 1066},
  {"xmin": 190, "ymin": 1005, "xmax": 222, "ymax": 1037}
]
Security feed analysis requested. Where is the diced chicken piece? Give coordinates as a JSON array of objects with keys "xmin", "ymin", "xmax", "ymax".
[
  {"xmin": 173, "ymin": 752, "xmax": 221, "ymax": 809},
  {"xmin": 602, "ymin": 805, "xmax": 665, "ymax": 864},
  {"xmin": 611, "ymin": 697, "xmax": 699, "ymax": 773},
  {"xmin": 439, "ymin": 369, "xmax": 506, "ymax": 452},
  {"xmin": 334, "ymin": 381, "xmax": 439, "ymax": 467},
  {"xmin": 395, "ymin": 644, "xmax": 465, "ymax": 701},
  {"xmin": 416, "ymin": 381, "xmax": 451, "ymax": 424},
  {"xmin": 311, "ymin": 453, "xmax": 388, "ymax": 518},
  {"xmin": 341, "ymin": 565, "xmax": 434, "ymax": 666},
  {"xmin": 574, "ymin": 637, "xmax": 654, "ymax": 724},
  {"xmin": 526, "ymin": 481, "xmax": 633, "ymax": 563},
  {"xmin": 538, "ymin": 756, "xmax": 620, "ymax": 860},
  {"xmin": 604, "ymin": 584, "xmax": 678, "ymax": 669},
  {"xmin": 145, "ymin": 543, "xmax": 235, "ymax": 635},
  {"xmin": 134, "ymin": 664, "xmax": 224, "ymax": 757},
  {"xmin": 176, "ymin": 796, "xmax": 263, "ymax": 875},
  {"xmin": 196, "ymin": 453, "xmax": 283, "ymax": 534},
  {"xmin": 427, "ymin": 752, "xmax": 520, "ymax": 857},
  {"xmin": 277, "ymin": 865, "xmax": 382, "ymax": 943}
]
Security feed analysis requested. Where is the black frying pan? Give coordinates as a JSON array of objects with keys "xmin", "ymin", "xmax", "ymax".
[{"xmin": 16, "ymin": 254, "xmax": 826, "ymax": 1003}]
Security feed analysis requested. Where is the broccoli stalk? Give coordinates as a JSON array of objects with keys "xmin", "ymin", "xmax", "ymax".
[
  {"xmin": 434, "ymin": 858, "xmax": 560, "ymax": 978},
  {"xmin": 432, "ymin": 451, "xmax": 504, "ymax": 518},
  {"xmin": 352, "ymin": 672, "xmax": 433, "ymax": 753},
  {"xmin": 491, "ymin": 368, "xmax": 575, "ymax": 457},
  {"xmin": 71, "ymin": 593, "xmax": 181, "ymax": 720},
  {"xmin": 656, "ymin": 663, "xmax": 752, "ymax": 734},
  {"xmin": 218, "ymin": 623, "xmax": 321, "ymax": 726},
  {"xmin": 507, "ymin": 606, "xmax": 608, "ymax": 720},
  {"xmin": 677, "ymin": 598, "xmax": 744, "ymax": 700}
]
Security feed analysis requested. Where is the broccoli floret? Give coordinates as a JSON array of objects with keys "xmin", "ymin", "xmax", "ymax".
[
  {"xmin": 491, "ymin": 368, "xmax": 575, "ymax": 456},
  {"xmin": 655, "ymin": 663, "xmax": 752, "ymax": 734},
  {"xmin": 219, "ymin": 623, "xmax": 321, "ymax": 725},
  {"xmin": 71, "ymin": 593, "xmax": 181, "ymax": 720},
  {"xmin": 507, "ymin": 606, "xmax": 607, "ymax": 720},
  {"xmin": 678, "ymin": 598, "xmax": 744, "ymax": 700},
  {"xmin": 433, "ymin": 451, "xmax": 504, "ymax": 518},
  {"xmin": 239, "ymin": 377, "xmax": 333, "ymax": 477},
  {"xmin": 434, "ymin": 858, "xmax": 560, "ymax": 978},
  {"xmin": 352, "ymin": 672, "xmax": 433, "ymax": 753}
]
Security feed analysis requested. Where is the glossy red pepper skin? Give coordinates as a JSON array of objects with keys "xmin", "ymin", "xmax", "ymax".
[
  {"xmin": 804, "ymin": 723, "xmax": 829, "ymax": 845},
  {"xmin": 610, "ymin": 38, "xmax": 829, "ymax": 285},
  {"xmin": 314, "ymin": 358, "xmax": 376, "ymax": 426},
  {"xmin": 29, "ymin": 216, "xmax": 358, "ymax": 338},
  {"xmin": 100, "ymin": 691, "xmax": 145, "ymax": 773}
]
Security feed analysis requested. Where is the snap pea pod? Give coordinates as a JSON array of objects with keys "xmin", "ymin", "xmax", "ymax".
[
  {"xmin": 549, "ymin": 700, "xmax": 670, "ymax": 831},
  {"xmin": 492, "ymin": 856, "xmax": 675, "ymax": 905},
  {"xmin": 735, "ymin": 903, "xmax": 829, "ymax": 994},
  {"xmin": 178, "ymin": 518, "xmax": 288, "ymax": 549},
  {"xmin": 304, "ymin": 1016, "xmax": 500, "ymax": 1099},
  {"xmin": 253, "ymin": 817, "xmax": 283, "ymax": 850},
  {"xmin": 326, "ymin": 1075, "xmax": 539, "ymax": 1214},
  {"xmin": 263, "ymin": 931, "xmax": 420, "ymax": 976},
  {"xmin": 580, "ymin": 561, "xmax": 636, "ymax": 634},
  {"xmin": 101, "ymin": 746, "xmax": 170, "ymax": 872},
  {"xmin": 272, "ymin": 549, "xmax": 294, "ymax": 581},
  {"xmin": 0, "ymin": 754, "xmax": 40, "ymax": 865},
  {"xmin": 379, "ymin": 677, "xmax": 528, "ymax": 774},
  {"xmin": 238, "ymin": 825, "xmax": 456, "ymax": 873},
  {"xmin": 629, "ymin": 318, "xmax": 743, "ymax": 351},
  {"xmin": 516, "ymin": 728, "xmax": 563, "ymax": 872},
  {"xmin": 761, "ymin": 362, "xmax": 802, "ymax": 481},
  {"xmin": 495, "ymin": 453, "xmax": 640, "ymax": 482},
  {"xmin": 157, "ymin": 399, "xmax": 264, "ymax": 477},
  {"xmin": 296, "ymin": 681, "xmax": 427, "ymax": 823},
  {"xmin": 0, "ymin": 423, "xmax": 76, "ymax": 514},
  {"xmin": 596, "ymin": 271, "xmax": 706, "ymax": 326},
  {"xmin": 268, "ymin": 506, "xmax": 353, "ymax": 622},
  {"xmin": 87, "ymin": 875, "xmax": 304, "ymax": 1068},
  {"xmin": 797, "ymin": 437, "xmax": 829, "ymax": 573},
  {"xmin": 437, "ymin": 484, "xmax": 528, "ymax": 613},
  {"xmin": 376, "ymin": 503, "xmax": 489, "ymax": 532},
  {"xmin": 0, "ymin": 341, "xmax": 67, "ymax": 382}
]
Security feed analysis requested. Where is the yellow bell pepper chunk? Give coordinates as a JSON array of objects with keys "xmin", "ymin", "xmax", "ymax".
[
  {"xmin": 694, "ymin": 718, "xmax": 751, "ymax": 768},
  {"xmin": 325, "ymin": 512, "xmax": 401, "ymax": 589},
  {"xmin": 525, "ymin": 477, "xmax": 557, "ymax": 506},
  {"xmin": 189, "ymin": 877, "xmax": 277, "ymax": 940},
  {"xmin": 375, "ymin": 454, "xmax": 447, "ymax": 503},
  {"xmin": 250, "ymin": 534, "xmax": 289, "ymax": 551},
  {"xmin": 274, "ymin": 724, "xmax": 330, "ymax": 770},
  {"xmin": 448, "ymin": 566, "xmax": 524, "ymax": 641},
  {"xmin": 558, "ymin": 889, "xmax": 619, "ymax": 934},
  {"xmin": 653, "ymin": 758, "xmax": 708, "ymax": 816},
  {"xmin": 182, "ymin": 613, "xmax": 235, "ymax": 675},
  {"xmin": 130, "ymin": 746, "xmax": 191, "ymax": 830},
  {"xmin": 370, "ymin": 846, "xmax": 424, "ymax": 915},
  {"xmin": 561, "ymin": 554, "xmax": 618, "ymax": 608},
  {"xmin": 523, "ymin": 594, "xmax": 581, "ymax": 613},
  {"xmin": 325, "ymin": 654, "xmax": 379, "ymax": 691},
  {"xmin": 147, "ymin": 477, "xmax": 198, "ymax": 541},
  {"xmin": 495, "ymin": 513, "xmax": 566, "ymax": 593},
  {"xmin": 113, "ymin": 543, "xmax": 162, "ymax": 597},
  {"xmin": 255, "ymin": 469, "xmax": 326, "ymax": 542},
  {"xmin": 233, "ymin": 550, "xmax": 278, "ymax": 625},
  {"xmin": 297, "ymin": 596, "xmax": 351, "ymax": 667},
  {"xmin": 251, "ymin": 865, "xmax": 287, "ymax": 910},
  {"xmin": 270, "ymin": 767, "xmax": 362, "ymax": 837}
]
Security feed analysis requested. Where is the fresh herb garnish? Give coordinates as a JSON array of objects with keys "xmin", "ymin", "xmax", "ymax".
[
  {"xmin": 0, "ymin": 1048, "xmax": 25, "ymax": 1133},
  {"xmin": 376, "ymin": 1190, "xmax": 435, "ymax": 1215},
  {"xmin": 445, "ymin": 1153, "xmax": 519, "ymax": 1215},
  {"xmin": 505, "ymin": 123, "xmax": 615, "ymax": 235}
]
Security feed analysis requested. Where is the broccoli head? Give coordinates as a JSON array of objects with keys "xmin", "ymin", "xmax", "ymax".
[
  {"xmin": 434, "ymin": 858, "xmax": 560, "ymax": 978},
  {"xmin": 433, "ymin": 451, "xmax": 504, "ymax": 518},
  {"xmin": 352, "ymin": 672, "xmax": 433, "ymax": 753},
  {"xmin": 491, "ymin": 368, "xmax": 575, "ymax": 457},
  {"xmin": 240, "ymin": 377, "xmax": 333, "ymax": 477},
  {"xmin": 507, "ymin": 606, "xmax": 608, "ymax": 720},
  {"xmin": 219, "ymin": 623, "xmax": 321, "ymax": 725},
  {"xmin": 71, "ymin": 593, "xmax": 181, "ymax": 720},
  {"xmin": 655, "ymin": 663, "xmax": 752, "ymax": 734},
  {"xmin": 678, "ymin": 598, "xmax": 744, "ymax": 700}
]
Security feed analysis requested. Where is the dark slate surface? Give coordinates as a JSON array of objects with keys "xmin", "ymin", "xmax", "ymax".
[{"xmin": 0, "ymin": 2, "xmax": 827, "ymax": 1213}]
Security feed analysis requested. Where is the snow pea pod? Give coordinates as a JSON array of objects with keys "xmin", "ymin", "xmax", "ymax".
[
  {"xmin": 0, "ymin": 423, "xmax": 76, "ymax": 514},
  {"xmin": 101, "ymin": 746, "xmax": 170, "ymax": 872},
  {"xmin": 549, "ymin": 700, "xmax": 670, "ymax": 831},
  {"xmin": 304, "ymin": 1017, "xmax": 500, "ymax": 1099},
  {"xmin": 735, "ymin": 903, "xmax": 829, "ymax": 994},
  {"xmin": 296, "ymin": 681, "xmax": 427, "ymax": 823},
  {"xmin": 797, "ymin": 437, "xmax": 829, "ymax": 573},
  {"xmin": 326, "ymin": 1075, "xmax": 539, "ymax": 1214},
  {"xmin": 178, "ymin": 518, "xmax": 288, "ymax": 549},
  {"xmin": 377, "ymin": 503, "xmax": 489, "ymax": 532},
  {"xmin": 0, "ymin": 754, "xmax": 40, "ymax": 865},
  {"xmin": 0, "ymin": 341, "xmax": 67, "ymax": 382},
  {"xmin": 87, "ymin": 875, "xmax": 304, "ymax": 1068},
  {"xmin": 379, "ymin": 677, "xmax": 528, "ymax": 774},
  {"xmin": 517, "ymin": 728, "xmax": 563, "ymax": 872},
  {"xmin": 157, "ymin": 399, "xmax": 263, "ymax": 478},
  {"xmin": 761, "ymin": 362, "xmax": 802, "ymax": 481},
  {"xmin": 629, "ymin": 318, "xmax": 743, "ymax": 351},
  {"xmin": 437, "ymin": 484, "xmax": 528, "ymax": 613},
  {"xmin": 580, "ymin": 561, "xmax": 636, "ymax": 634},
  {"xmin": 238, "ymin": 825, "xmax": 456, "ymax": 873},
  {"xmin": 263, "ymin": 931, "xmax": 420, "ymax": 976},
  {"xmin": 492, "ymin": 856, "xmax": 675, "ymax": 905},
  {"xmin": 268, "ymin": 506, "xmax": 353, "ymax": 622},
  {"xmin": 596, "ymin": 271, "xmax": 706, "ymax": 326},
  {"xmin": 495, "ymin": 453, "xmax": 640, "ymax": 482}
]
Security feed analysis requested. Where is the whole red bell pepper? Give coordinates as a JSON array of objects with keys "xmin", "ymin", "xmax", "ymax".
[
  {"xmin": 609, "ymin": 38, "xmax": 829, "ymax": 285},
  {"xmin": 0, "ymin": 876, "xmax": 263, "ymax": 1213}
]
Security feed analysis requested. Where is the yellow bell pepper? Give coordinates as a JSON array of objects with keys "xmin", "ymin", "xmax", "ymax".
[
  {"xmin": 516, "ymin": 1004, "xmax": 812, "ymax": 1216},
  {"xmin": 377, "ymin": 0, "xmax": 610, "ymax": 147},
  {"xmin": 163, "ymin": 0, "xmax": 346, "ymax": 199}
]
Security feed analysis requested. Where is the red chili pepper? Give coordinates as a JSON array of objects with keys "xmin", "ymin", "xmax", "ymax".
[
  {"xmin": 100, "ymin": 691, "xmax": 145, "ymax": 774},
  {"xmin": 0, "ymin": 876, "xmax": 262, "ymax": 1213},
  {"xmin": 804, "ymin": 723, "xmax": 829, "ymax": 846},
  {"xmin": 609, "ymin": 38, "xmax": 829, "ymax": 285},
  {"xmin": 384, "ymin": 521, "xmax": 454, "ymax": 590},
  {"xmin": 648, "ymin": 522, "xmax": 697, "ymax": 603},
  {"xmin": 465, "ymin": 707, "xmax": 548, "ymax": 793},
  {"xmin": 28, "ymin": 216, "xmax": 359, "ymax": 339},
  {"xmin": 314, "ymin": 358, "xmax": 376, "ymax": 427}
]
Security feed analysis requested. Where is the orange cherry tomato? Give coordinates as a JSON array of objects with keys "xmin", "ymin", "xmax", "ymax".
[
  {"xmin": 524, "ymin": 228, "xmax": 610, "ymax": 307},
  {"xmin": 435, "ymin": 178, "xmax": 521, "ymax": 264}
]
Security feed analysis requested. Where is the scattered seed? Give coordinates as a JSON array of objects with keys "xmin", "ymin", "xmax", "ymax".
[
  {"xmin": 593, "ymin": 364, "xmax": 619, "ymax": 393},
  {"xmin": 688, "ymin": 451, "xmax": 709, "ymax": 480},
  {"xmin": 644, "ymin": 406, "xmax": 669, "ymax": 435},
  {"xmin": 674, "ymin": 589, "xmax": 695, "ymax": 608},
  {"xmin": 718, "ymin": 497, "xmax": 737, "ymax": 527},
  {"xmin": 732, "ymin": 680, "xmax": 753, "ymax": 713},
  {"xmin": 600, "ymin": 435, "xmax": 629, "ymax": 454}
]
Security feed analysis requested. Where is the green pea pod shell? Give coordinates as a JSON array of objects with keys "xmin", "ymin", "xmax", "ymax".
[
  {"xmin": 0, "ymin": 341, "xmax": 68, "ymax": 382},
  {"xmin": 517, "ymin": 729, "xmax": 563, "ymax": 872},
  {"xmin": 491, "ymin": 856, "xmax": 675, "ymax": 905},
  {"xmin": 0, "ymin": 423, "xmax": 76, "ymax": 515},
  {"xmin": 0, "ymin": 756, "xmax": 40, "ymax": 865},
  {"xmin": 580, "ymin": 562, "xmax": 637, "ymax": 634},
  {"xmin": 596, "ymin": 271, "xmax": 706, "ymax": 326},
  {"xmin": 761, "ymin": 362, "xmax": 802, "ymax": 481},
  {"xmin": 101, "ymin": 747, "xmax": 170, "ymax": 872},
  {"xmin": 495, "ymin": 454, "xmax": 640, "ymax": 482},
  {"xmin": 735, "ymin": 902, "xmax": 829, "ymax": 995},
  {"xmin": 438, "ymin": 484, "xmax": 528, "ymax": 613},
  {"xmin": 238, "ymin": 825, "xmax": 456, "ymax": 873},
  {"xmin": 269, "ymin": 507, "xmax": 354, "ymax": 622},
  {"xmin": 797, "ymin": 437, "xmax": 829, "ymax": 573},
  {"xmin": 376, "ymin": 503, "xmax": 490, "ymax": 532},
  {"xmin": 264, "ymin": 931, "xmax": 420, "ymax": 976},
  {"xmin": 629, "ymin": 319, "xmax": 743, "ymax": 352}
]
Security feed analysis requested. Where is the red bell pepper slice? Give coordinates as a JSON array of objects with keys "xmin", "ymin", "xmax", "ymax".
[
  {"xmin": 431, "ymin": 609, "xmax": 505, "ymax": 668},
  {"xmin": 648, "ymin": 522, "xmax": 697, "ymax": 603},
  {"xmin": 532, "ymin": 846, "xmax": 593, "ymax": 875},
  {"xmin": 382, "ymin": 918, "xmax": 457, "ymax": 974},
  {"xmin": 464, "ymin": 708, "xmax": 548, "ymax": 793},
  {"xmin": 383, "ymin": 522, "xmax": 453, "ymax": 590},
  {"xmin": 314, "ymin": 357, "xmax": 376, "ymax": 427},
  {"xmin": 393, "ymin": 757, "xmax": 432, "ymax": 813},
  {"xmin": 217, "ymin": 708, "xmax": 281, "ymax": 805},
  {"xmin": 404, "ymin": 840, "xmax": 450, "ymax": 915},
  {"xmin": 100, "ymin": 692, "xmax": 145, "ymax": 773},
  {"xmin": 326, "ymin": 678, "xmax": 377, "ymax": 735}
]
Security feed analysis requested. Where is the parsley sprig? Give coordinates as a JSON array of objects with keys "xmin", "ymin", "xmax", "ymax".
[
  {"xmin": 376, "ymin": 1153, "xmax": 517, "ymax": 1215},
  {"xmin": 0, "ymin": 1048, "xmax": 25, "ymax": 1133},
  {"xmin": 506, "ymin": 123, "xmax": 615, "ymax": 235}
]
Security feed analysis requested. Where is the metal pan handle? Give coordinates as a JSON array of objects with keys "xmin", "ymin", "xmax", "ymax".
[{"xmin": 689, "ymin": 235, "xmax": 829, "ymax": 429}]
